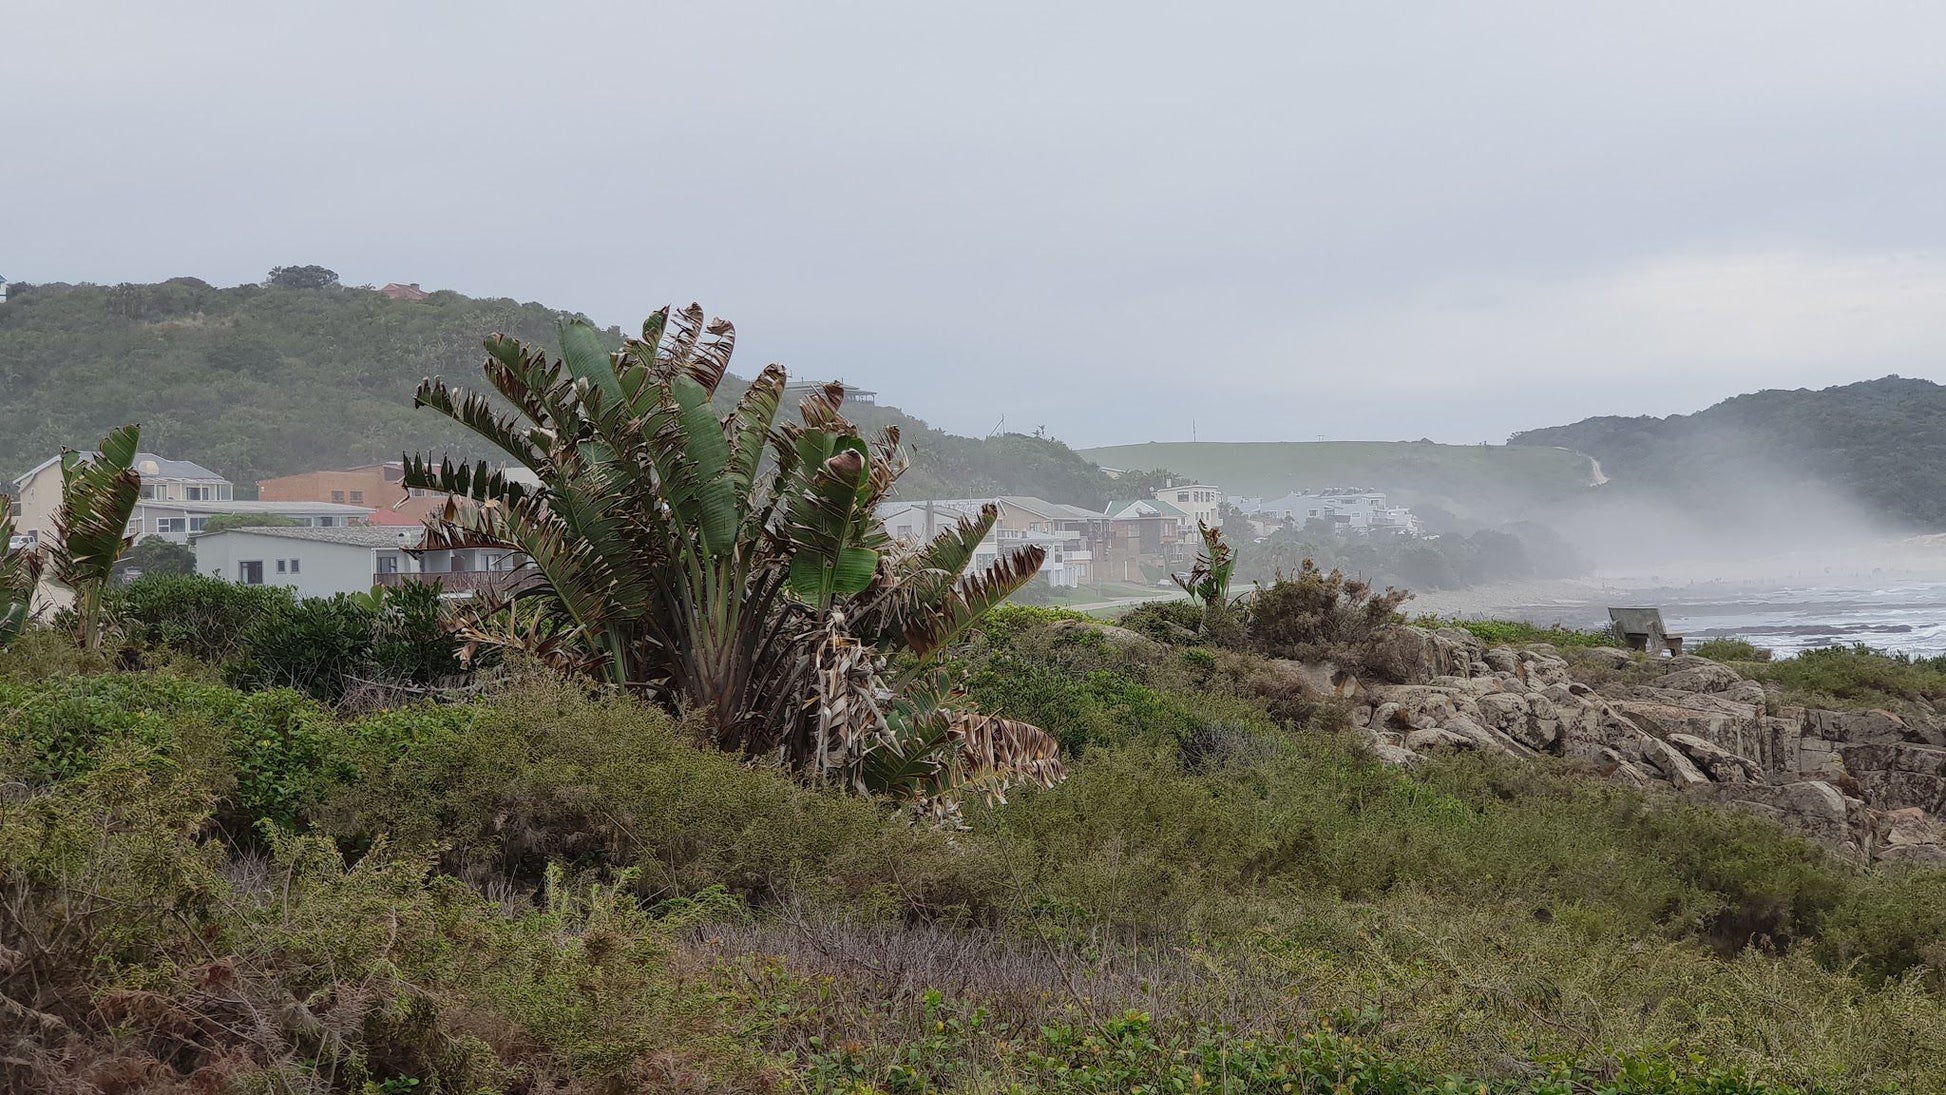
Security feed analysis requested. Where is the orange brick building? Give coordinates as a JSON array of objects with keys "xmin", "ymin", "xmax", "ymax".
[{"xmin": 257, "ymin": 462, "xmax": 446, "ymax": 522}]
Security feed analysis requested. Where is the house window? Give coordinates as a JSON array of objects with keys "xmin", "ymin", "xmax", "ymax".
[
  {"xmin": 349, "ymin": 490, "xmax": 364, "ymax": 504},
  {"xmin": 289, "ymin": 559, "xmax": 300, "ymax": 574},
  {"xmin": 156, "ymin": 518, "xmax": 187, "ymax": 534},
  {"xmin": 188, "ymin": 517, "xmax": 209, "ymax": 532},
  {"xmin": 239, "ymin": 561, "xmax": 264, "ymax": 585},
  {"xmin": 316, "ymin": 517, "xmax": 337, "ymax": 527},
  {"xmin": 331, "ymin": 490, "xmax": 346, "ymax": 503},
  {"xmin": 377, "ymin": 555, "xmax": 401, "ymax": 575},
  {"xmin": 276, "ymin": 560, "xmax": 287, "ymax": 573}
]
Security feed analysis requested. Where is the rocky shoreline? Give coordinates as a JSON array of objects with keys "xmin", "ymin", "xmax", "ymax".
[{"xmin": 1346, "ymin": 627, "xmax": 1946, "ymax": 866}]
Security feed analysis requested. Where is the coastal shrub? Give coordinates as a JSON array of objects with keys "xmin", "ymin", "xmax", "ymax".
[
  {"xmin": 1749, "ymin": 644, "xmax": 1946, "ymax": 707},
  {"xmin": 1421, "ymin": 615, "xmax": 1615, "ymax": 649},
  {"xmin": 1694, "ymin": 637, "xmax": 1775, "ymax": 663},
  {"xmin": 322, "ymin": 682, "xmax": 965, "ymax": 908},
  {"xmin": 110, "ymin": 572, "xmax": 293, "ymax": 662},
  {"xmin": 0, "ymin": 757, "xmax": 765, "ymax": 1093},
  {"xmin": 1242, "ymin": 558, "xmax": 1410, "ymax": 671},
  {"xmin": 0, "ymin": 672, "xmax": 342, "ymax": 833},
  {"xmin": 227, "ymin": 581, "xmax": 464, "ymax": 703},
  {"xmin": 1117, "ymin": 598, "xmax": 1205, "ymax": 645}
]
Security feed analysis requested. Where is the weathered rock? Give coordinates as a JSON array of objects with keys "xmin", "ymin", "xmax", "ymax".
[
  {"xmin": 1725, "ymin": 680, "xmax": 1770, "ymax": 708},
  {"xmin": 1579, "ymin": 647, "xmax": 1634, "ymax": 670},
  {"xmin": 1368, "ymin": 740, "xmax": 1421, "ymax": 767},
  {"xmin": 1683, "ymin": 780, "xmax": 1869, "ymax": 856},
  {"xmin": 1667, "ymin": 733, "xmax": 1766, "ymax": 783},
  {"xmin": 1405, "ymin": 726, "xmax": 1475, "ymax": 752},
  {"xmin": 1516, "ymin": 651, "xmax": 1573, "ymax": 689},
  {"xmin": 1369, "ymin": 626, "xmax": 1485, "ymax": 684},
  {"xmin": 1654, "ymin": 662, "xmax": 1744, "ymax": 694},
  {"xmin": 1636, "ymin": 734, "xmax": 1711, "ymax": 787},
  {"xmin": 1876, "ymin": 844, "xmax": 1946, "ymax": 866},
  {"xmin": 1803, "ymin": 708, "xmax": 1908, "ymax": 746}
]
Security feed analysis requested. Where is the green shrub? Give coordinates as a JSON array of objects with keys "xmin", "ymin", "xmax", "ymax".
[
  {"xmin": 1420, "ymin": 615, "xmax": 1616, "ymax": 649},
  {"xmin": 109, "ymin": 572, "xmax": 294, "ymax": 662},
  {"xmin": 1747, "ymin": 644, "xmax": 1946, "ymax": 708},
  {"xmin": 1116, "ymin": 599, "xmax": 1205, "ymax": 645},
  {"xmin": 323, "ymin": 681, "xmax": 975, "ymax": 909},
  {"xmin": 1694, "ymin": 637, "xmax": 1775, "ymax": 663},
  {"xmin": 0, "ymin": 671, "xmax": 341, "ymax": 832},
  {"xmin": 227, "ymin": 581, "xmax": 464, "ymax": 703},
  {"xmin": 1244, "ymin": 559, "xmax": 1411, "ymax": 672}
]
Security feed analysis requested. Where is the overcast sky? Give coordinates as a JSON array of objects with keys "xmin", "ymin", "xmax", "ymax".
[{"xmin": 9, "ymin": 2, "xmax": 1946, "ymax": 447}]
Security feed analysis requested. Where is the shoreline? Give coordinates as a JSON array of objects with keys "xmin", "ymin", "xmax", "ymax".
[{"xmin": 1401, "ymin": 537, "xmax": 1946, "ymax": 629}]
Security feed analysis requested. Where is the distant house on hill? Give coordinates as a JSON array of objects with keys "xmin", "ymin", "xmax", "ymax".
[
  {"xmin": 379, "ymin": 282, "xmax": 429, "ymax": 301},
  {"xmin": 783, "ymin": 379, "xmax": 876, "ymax": 406}
]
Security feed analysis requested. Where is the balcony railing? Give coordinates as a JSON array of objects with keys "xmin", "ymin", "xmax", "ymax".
[{"xmin": 373, "ymin": 569, "xmax": 527, "ymax": 595}]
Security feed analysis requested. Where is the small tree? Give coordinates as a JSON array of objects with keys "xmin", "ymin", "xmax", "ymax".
[
  {"xmin": 1245, "ymin": 557, "xmax": 1411, "ymax": 673},
  {"xmin": 265, "ymin": 265, "xmax": 340, "ymax": 290},
  {"xmin": 116, "ymin": 536, "xmax": 197, "ymax": 581},
  {"xmin": 1173, "ymin": 522, "xmax": 1244, "ymax": 646},
  {"xmin": 50, "ymin": 426, "xmax": 144, "ymax": 650}
]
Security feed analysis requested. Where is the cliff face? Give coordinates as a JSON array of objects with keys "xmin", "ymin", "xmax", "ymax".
[{"xmin": 1347, "ymin": 628, "xmax": 1946, "ymax": 864}]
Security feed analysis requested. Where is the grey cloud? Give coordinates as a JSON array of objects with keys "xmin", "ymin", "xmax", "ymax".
[{"xmin": 7, "ymin": 1, "xmax": 1946, "ymax": 445}]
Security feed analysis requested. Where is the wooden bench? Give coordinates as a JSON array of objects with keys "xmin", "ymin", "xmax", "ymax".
[{"xmin": 1607, "ymin": 607, "xmax": 1684, "ymax": 656}]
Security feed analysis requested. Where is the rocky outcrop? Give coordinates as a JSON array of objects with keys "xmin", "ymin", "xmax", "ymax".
[{"xmin": 1343, "ymin": 626, "xmax": 1946, "ymax": 867}]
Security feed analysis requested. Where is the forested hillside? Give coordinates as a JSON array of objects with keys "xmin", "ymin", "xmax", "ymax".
[
  {"xmin": 1509, "ymin": 376, "xmax": 1946, "ymax": 528},
  {"xmin": 0, "ymin": 277, "xmax": 1117, "ymax": 504}
]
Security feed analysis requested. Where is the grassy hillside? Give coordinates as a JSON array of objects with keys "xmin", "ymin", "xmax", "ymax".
[
  {"xmin": 1509, "ymin": 375, "xmax": 1946, "ymax": 529},
  {"xmin": 1080, "ymin": 439, "xmax": 1600, "ymax": 516},
  {"xmin": 0, "ymin": 278, "xmax": 1118, "ymax": 505}
]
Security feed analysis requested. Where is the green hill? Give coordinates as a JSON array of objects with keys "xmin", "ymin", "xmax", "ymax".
[
  {"xmin": 1509, "ymin": 375, "xmax": 1946, "ymax": 529},
  {"xmin": 1079, "ymin": 440, "xmax": 1600, "ymax": 517},
  {"xmin": 0, "ymin": 277, "xmax": 1116, "ymax": 505}
]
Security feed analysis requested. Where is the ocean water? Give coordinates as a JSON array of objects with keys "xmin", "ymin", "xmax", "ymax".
[{"xmin": 1503, "ymin": 580, "xmax": 1946, "ymax": 658}]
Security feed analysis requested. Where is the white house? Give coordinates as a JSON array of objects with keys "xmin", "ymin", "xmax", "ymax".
[
  {"xmin": 12, "ymin": 450, "xmax": 373, "ymax": 545},
  {"xmin": 1151, "ymin": 483, "xmax": 1224, "ymax": 529},
  {"xmin": 194, "ymin": 526, "xmax": 528, "ymax": 599},
  {"xmin": 878, "ymin": 496, "xmax": 1101, "ymax": 587},
  {"xmin": 1242, "ymin": 488, "xmax": 1419, "ymax": 534}
]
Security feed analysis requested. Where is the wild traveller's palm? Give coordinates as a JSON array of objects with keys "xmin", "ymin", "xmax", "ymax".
[{"xmin": 405, "ymin": 304, "xmax": 1064, "ymax": 810}]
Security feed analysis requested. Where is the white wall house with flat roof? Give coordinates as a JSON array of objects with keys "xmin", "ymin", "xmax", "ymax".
[
  {"xmin": 194, "ymin": 526, "xmax": 426, "ymax": 598},
  {"xmin": 194, "ymin": 526, "xmax": 531, "ymax": 599}
]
